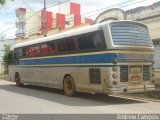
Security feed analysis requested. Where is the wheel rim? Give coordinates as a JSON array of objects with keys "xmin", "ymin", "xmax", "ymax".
[
  {"xmin": 16, "ymin": 76, "xmax": 19, "ymax": 83},
  {"xmin": 65, "ymin": 80, "xmax": 72, "ymax": 91}
]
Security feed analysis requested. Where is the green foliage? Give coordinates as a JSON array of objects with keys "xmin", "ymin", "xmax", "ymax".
[
  {"xmin": 0, "ymin": 0, "xmax": 14, "ymax": 5},
  {"xmin": 0, "ymin": 0, "xmax": 5, "ymax": 5},
  {"xmin": 2, "ymin": 44, "xmax": 10, "ymax": 64}
]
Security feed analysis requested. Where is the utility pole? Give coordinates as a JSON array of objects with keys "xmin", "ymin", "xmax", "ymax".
[
  {"xmin": 59, "ymin": 0, "xmax": 60, "ymax": 13},
  {"xmin": 59, "ymin": 0, "xmax": 61, "ymax": 29},
  {"xmin": 44, "ymin": 0, "xmax": 47, "ymax": 37}
]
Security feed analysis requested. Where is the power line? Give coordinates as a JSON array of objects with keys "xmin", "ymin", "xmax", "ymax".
[
  {"xmin": 0, "ymin": 0, "xmax": 157, "ymax": 37},
  {"xmin": 0, "ymin": 0, "xmax": 70, "ymax": 35},
  {"xmin": 83, "ymin": 0, "xmax": 148, "ymax": 18},
  {"xmin": 22, "ymin": 0, "xmax": 36, "ymax": 13}
]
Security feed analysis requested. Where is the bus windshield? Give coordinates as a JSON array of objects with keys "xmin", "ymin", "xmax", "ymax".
[{"xmin": 110, "ymin": 22, "xmax": 153, "ymax": 47}]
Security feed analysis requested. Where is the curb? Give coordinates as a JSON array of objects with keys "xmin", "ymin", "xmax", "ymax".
[{"xmin": 111, "ymin": 94, "xmax": 160, "ymax": 103}]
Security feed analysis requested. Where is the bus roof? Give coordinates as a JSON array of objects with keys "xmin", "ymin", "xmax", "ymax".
[
  {"xmin": 14, "ymin": 22, "xmax": 107, "ymax": 49},
  {"xmin": 14, "ymin": 20, "xmax": 147, "ymax": 49}
]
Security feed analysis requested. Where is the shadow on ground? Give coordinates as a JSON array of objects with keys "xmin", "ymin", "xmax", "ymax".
[{"xmin": 0, "ymin": 81, "xmax": 146, "ymax": 106}]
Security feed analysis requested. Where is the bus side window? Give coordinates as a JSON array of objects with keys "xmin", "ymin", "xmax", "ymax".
[
  {"xmin": 77, "ymin": 35, "xmax": 90, "ymax": 50},
  {"xmin": 28, "ymin": 46, "xmax": 35, "ymax": 56},
  {"xmin": 13, "ymin": 50, "xmax": 19, "ymax": 64},
  {"xmin": 65, "ymin": 38, "xmax": 76, "ymax": 51},
  {"xmin": 48, "ymin": 42, "xmax": 56, "ymax": 54},
  {"xmin": 40, "ymin": 43, "xmax": 49, "ymax": 55},
  {"xmin": 18, "ymin": 48, "xmax": 23, "ymax": 57},
  {"xmin": 25, "ymin": 47, "xmax": 29, "ymax": 57},
  {"xmin": 57, "ymin": 40, "xmax": 66, "ymax": 52},
  {"xmin": 90, "ymin": 32, "xmax": 104, "ymax": 49},
  {"xmin": 34, "ymin": 45, "xmax": 41, "ymax": 55},
  {"xmin": 22, "ymin": 48, "xmax": 26, "ymax": 57},
  {"xmin": 8, "ymin": 51, "xmax": 13, "ymax": 65}
]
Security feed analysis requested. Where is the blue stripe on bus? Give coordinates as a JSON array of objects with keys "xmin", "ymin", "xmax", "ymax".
[
  {"xmin": 19, "ymin": 53, "xmax": 153, "ymax": 65},
  {"xmin": 20, "ymin": 53, "xmax": 116, "ymax": 65}
]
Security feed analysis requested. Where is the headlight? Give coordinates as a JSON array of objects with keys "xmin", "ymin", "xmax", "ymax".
[
  {"xmin": 112, "ymin": 66, "xmax": 118, "ymax": 72},
  {"xmin": 112, "ymin": 81, "xmax": 117, "ymax": 86},
  {"xmin": 112, "ymin": 73, "xmax": 118, "ymax": 79}
]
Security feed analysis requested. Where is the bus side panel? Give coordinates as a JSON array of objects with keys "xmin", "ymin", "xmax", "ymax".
[
  {"xmin": 20, "ymin": 67, "xmax": 41, "ymax": 85},
  {"xmin": 77, "ymin": 68, "xmax": 90, "ymax": 92},
  {"xmin": 41, "ymin": 67, "xmax": 58, "ymax": 88},
  {"xmin": 8, "ymin": 66, "xmax": 78, "ymax": 90},
  {"xmin": 8, "ymin": 66, "xmax": 16, "ymax": 82},
  {"xmin": 76, "ymin": 67, "xmax": 107, "ymax": 93}
]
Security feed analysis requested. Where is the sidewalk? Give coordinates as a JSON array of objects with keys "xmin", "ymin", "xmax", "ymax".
[{"xmin": 0, "ymin": 75, "xmax": 8, "ymax": 80}]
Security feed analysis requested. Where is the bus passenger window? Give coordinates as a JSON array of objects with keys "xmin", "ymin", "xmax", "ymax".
[
  {"xmin": 90, "ymin": 33, "xmax": 103, "ymax": 48},
  {"xmin": 25, "ymin": 48, "xmax": 29, "ymax": 57},
  {"xmin": 22, "ymin": 48, "xmax": 26, "ymax": 57},
  {"xmin": 57, "ymin": 40, "xmax": 66, "ymax": 52},
  {"xmin": 40, "ymin": 44, "xmax": 49, "ymax": 55},
  {"xmin": 13, "ymin": 51, "xmax": 19, "ymax": 64},
  {"xmin": 78, "ymin": 36, "xmax": 89, "ymax": 50},
  {"xmin": 66, "ymin": 38, "xmax": 76, "ymax": 51},
  {"xmin": 18, "ymin": 48, "xmax": 23, "ymax": 57},
  {"xmin": 28, "ymin": 46, "xmax": 35, "ymax": 56},
  {"xmin": 48, "ymin": 42, "xmax": 56, "ymax": 54},
  {"xmin": 34, "ymin": 45, "xmax": 40, "ymax": 55}
]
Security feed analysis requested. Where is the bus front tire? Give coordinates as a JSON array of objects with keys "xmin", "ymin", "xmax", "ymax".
[
  {"xmin": 63, "ymin": 75, "xmax": 75, "ymax": 97},
  {"xmin": 15, "ymin": 73, "xmax": 23, "ymax": 87}
]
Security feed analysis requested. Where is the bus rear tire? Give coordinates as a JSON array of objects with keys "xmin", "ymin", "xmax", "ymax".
[
  {"xmin": 15, "ymin": 73, "xmax": 23, "ymax": 87},
  {"xmin": 63, "ymin": 75, "xmax": 75, "ymax": 97}
]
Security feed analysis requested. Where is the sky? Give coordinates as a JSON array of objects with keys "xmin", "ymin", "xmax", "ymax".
[{"xmin": 0, "ymin": 0, "xmax": 160, "ymax": 39}]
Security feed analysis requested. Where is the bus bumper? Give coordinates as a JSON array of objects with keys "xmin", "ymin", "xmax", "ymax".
[
  {"xmin": 106, "ymin": 84, "xmax": 155, "ymax": 95},
  {"xmin": 145, "ymin": 84, "xmax": 155, "ymax": 91}
]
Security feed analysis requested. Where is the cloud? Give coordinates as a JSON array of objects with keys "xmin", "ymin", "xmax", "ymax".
[{"xmin": 0, "ymin": 21, "xmax": 16, "ymax": 39}]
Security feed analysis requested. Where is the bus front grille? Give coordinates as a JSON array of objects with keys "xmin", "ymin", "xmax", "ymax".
[
  {"xmin": 120, "ymin": 66, "xmax": 128, "ymax": 82},
  {"xmin": 143, "ymin": 66, "xmax": 150, "ymax": 81},
  {"xmin": 89, "ymin": 68, "xmax": 101, "ymax": 84}
]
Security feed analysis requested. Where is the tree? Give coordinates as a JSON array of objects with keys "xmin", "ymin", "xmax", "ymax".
[
  {"xmin": 0, "ymin": 0, "xmax": 14, "ymax": 5},
  {"xmin": 2, "ymin": 44, "xmax": 11, "ymax": 74}
]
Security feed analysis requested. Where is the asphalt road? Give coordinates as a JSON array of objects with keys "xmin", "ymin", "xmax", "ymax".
[{"xmin": 0, "ymin": 79, "xmax": 160, "ymax": 114}]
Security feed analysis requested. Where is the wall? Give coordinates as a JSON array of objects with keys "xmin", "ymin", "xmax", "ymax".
[
  {"xmin": 15, "ymin": 23, "xmax": 89, "ymax": 44},
  {"xmin": 142, "ymin": 18, "xmax": 160, "ymax": 40},
  {"xmin": 41, "ymin": 11, "xmax": 53, "ymax": 33},
  {"xmin": 25, "ymin": 10, "xmax": 41, "ymax": 36},
  {"xmin": 95, "ymin": 8, "xmax": 126, "ymax": 23},
  {"xmin": 56, "ymin": 13, "xmax": 65, "ymax": 29}
]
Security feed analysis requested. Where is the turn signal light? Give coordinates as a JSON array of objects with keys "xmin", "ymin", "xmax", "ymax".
[
  {"xmin": 112, "ymin": 81, "xmax": 117, "ymax": 86},
  {"xmin": 112, "ymin": 73, "xmax": 118, "ymax": 79},
  {"xmin": 113, "ymin": 60, "xmax": 117, "ymax": 64}
]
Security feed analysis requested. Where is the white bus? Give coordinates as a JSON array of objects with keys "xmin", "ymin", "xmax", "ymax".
[{"xmin": 8, "ymin": 20, "xmax": 155, "ymax": 96}]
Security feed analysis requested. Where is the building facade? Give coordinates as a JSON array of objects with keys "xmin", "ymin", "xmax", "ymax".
[{"xmin": 15, "ymin": 2, "xmax": 92, "ymax": 43}]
